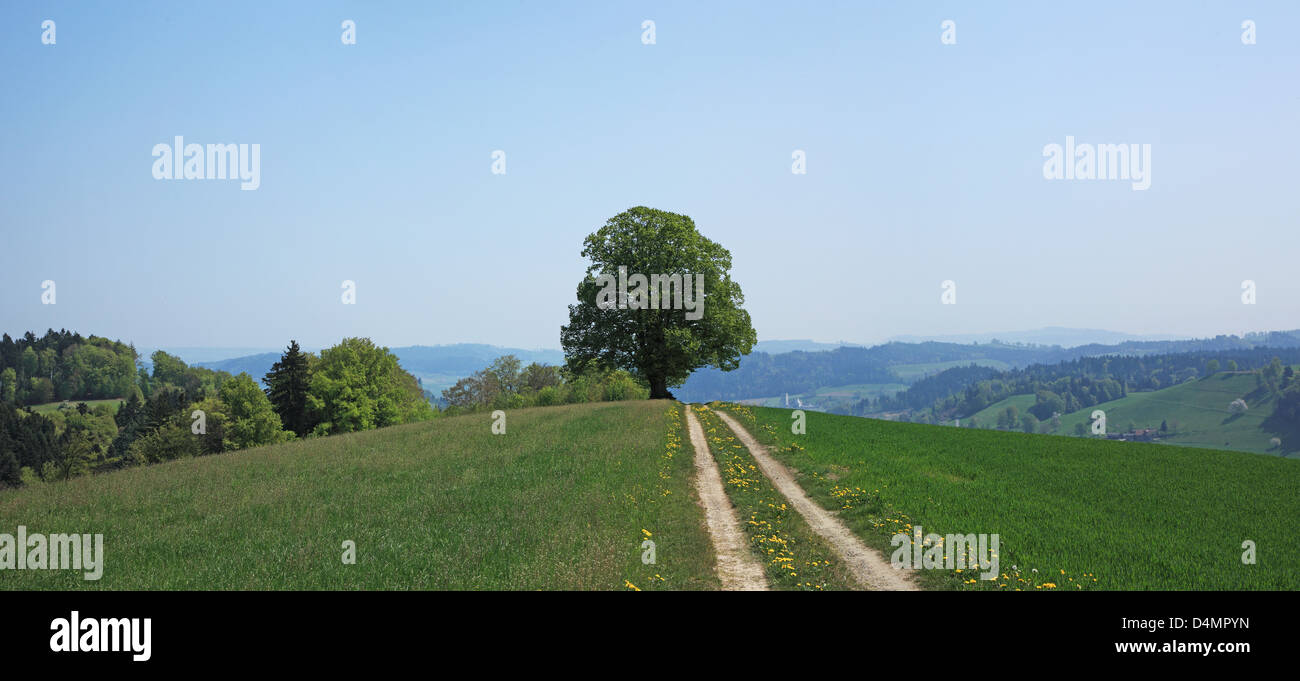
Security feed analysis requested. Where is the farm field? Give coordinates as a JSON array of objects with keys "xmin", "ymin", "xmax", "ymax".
[
  {"xmin": 28, "ymin": 398, "xmax": 124, "ymax": 415},
  {"xmin": 967, "ymin": 394, "xmax": 1038, "ymax": 428},
  {"xmin": 715, "ymin": 403, "xmax": 1300, "ymax": 590},
  {"xmin": 0, "ymin": 401, "xmax": 715, "ymax": 590}
]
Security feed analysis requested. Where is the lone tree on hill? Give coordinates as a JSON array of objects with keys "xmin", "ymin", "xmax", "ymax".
[{"xmin": 561, "ymin": 207, "xmax": 757, "ymax": 399}]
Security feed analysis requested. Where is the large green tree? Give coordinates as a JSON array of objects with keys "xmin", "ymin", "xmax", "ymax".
[
  {"xmin": 219, "ymin": 373, "xmax": 291, "ymax": 449},
  {"xmin": 560, "ymin": 207, "xmax": 756, "ymax": 399},
  {"xmin": 306, "ymin": 338, "xmax": 434, "ymax": 435}
]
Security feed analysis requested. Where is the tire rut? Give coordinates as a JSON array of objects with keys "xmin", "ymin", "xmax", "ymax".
[
  {"xmin": 684, "ymin": 405, "xmax": 768, "ymax": 591},
  {"xmin": 711, "ymin": 407, "xmax": 918, "ymax": 591}
]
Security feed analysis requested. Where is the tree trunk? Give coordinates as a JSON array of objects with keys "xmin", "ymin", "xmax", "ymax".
[{"xmin": 648, "ymin": 375, "xmax": 673, "ymax": 400}]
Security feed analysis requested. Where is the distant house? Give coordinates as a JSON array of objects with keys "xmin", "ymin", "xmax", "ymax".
[
  {"xmin": 1130, "ymin": 428, "xmax": 1157, "ymax": 442},
  {"xmin": 1107, "ymin": 428, "xmax": 1158, "ymax": 442}
]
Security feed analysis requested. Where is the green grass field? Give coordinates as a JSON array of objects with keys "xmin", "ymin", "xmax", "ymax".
[
  {"xmin": 0, "ymin": 401, "xmax": 716, "ymax": 590},
  {"xmin": 716, "ymin": 403, "xmax": 1300, "ymax": 590},
  {"xmin": 29, "ymin": 398, "xmax": 124, "ymax": 415},
  {"xmin": 967, "ymin": 394, "xmax": 1037, "ymax": 428}
]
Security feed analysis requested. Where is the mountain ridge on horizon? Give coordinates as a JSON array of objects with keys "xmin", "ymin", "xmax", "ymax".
[{"xmin": 141, "ymin": 327, "xmax": 1297, "ymax": 372}]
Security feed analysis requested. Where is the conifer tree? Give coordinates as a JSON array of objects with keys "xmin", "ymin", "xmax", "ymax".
[{"xmin": 264, "ymin": 341, "xmax": 313, "ymax": 437}]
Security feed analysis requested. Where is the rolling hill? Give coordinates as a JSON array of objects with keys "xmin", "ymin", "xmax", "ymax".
[
  {"xmin": 1054, "ymin": 373, "xmax": 1284, "ymax": 455},
  {"xmin": 969, "ymin": 373, "xmax": 1289, "ymax": 456}
]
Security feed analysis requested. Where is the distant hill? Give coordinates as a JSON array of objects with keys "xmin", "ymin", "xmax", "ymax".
[
  {"xmin": 969, "ymin": 372, "xmax": 1292, "ymax": 457},
  {"xmin": 887, "ymin": 327, "xmax": 1185, "ymax": 348},
  {"xmin": 193, "ymin": 352, "xmax": 282, "ymax": 379},
  {"xmin": 752, "ymin": 340, "xmax": 865, "ymax": 354},
  {"xmin": 679, "ymin": 331, "xmax": 1300, "ymax": 405},
  {"xmin": 137, "ymin": 347, "xmax": 280, "ymax": 370},
  {"xmin": 391, "ymin": 344, "xmax": 564, "ymax": 376},
  {"xmin": 1054, "ymin": 372, "xmax": 1287, "ymax": 456},
  {"xmin": 675, "ymin": 342, "xmax": 1068, "ymax": 403}
]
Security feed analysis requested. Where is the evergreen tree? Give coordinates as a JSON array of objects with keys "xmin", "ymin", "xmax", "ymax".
[{"xmin": 264, "ymin": 340, "xmax": 313, "ymax": 437}]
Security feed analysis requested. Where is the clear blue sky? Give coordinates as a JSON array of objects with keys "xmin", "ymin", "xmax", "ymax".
[{"xmin": 2, "ymin": 1, "xmax": 1297, "ymax": 350}]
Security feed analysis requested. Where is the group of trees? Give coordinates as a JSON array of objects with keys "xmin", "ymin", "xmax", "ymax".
[
  {"xmin": 440, "ymin": 355, "xmax": 648, "ymax": 412},
  {"xmin": 1264, "ymin": 371, "xmax": 1300, "ymax": 453},
  {"xmin": 1, "ymin": 335, "xmax": 434, "ymax": 489},
  {"xmin": 288, "ymin": 338, "xmax": 434, "ymax": 436},
  {"xmin": 0, "ymin": 330, "xmax": 139, "ymax": 406}
]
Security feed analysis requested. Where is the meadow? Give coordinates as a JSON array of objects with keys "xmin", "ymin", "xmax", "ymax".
[
  {"xmin": 29, "ymin": 398, "xmax": 124, "ymax": 415},
  {"xmin": 0, "ymin": 401, "xmax": 716, "ymax": 590},
  {"xmin": 716, "ymin": 403, "xmax": 1300, "ymax": 590},
  {"xmin": 967, "ymin": 394, "xmax": 1037, "ymax": 428}
]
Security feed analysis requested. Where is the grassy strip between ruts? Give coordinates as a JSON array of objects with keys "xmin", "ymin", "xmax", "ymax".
[
  {"xmin": 714, "ymin": 402, "xmax": 1300, "ymax": 591},
  {"xmin": 691, "ymin": 404, "xmax": 857, "ymax": 591}
]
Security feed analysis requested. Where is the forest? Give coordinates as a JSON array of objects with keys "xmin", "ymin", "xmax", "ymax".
[{"xmin": 0, "ymin": 332, "xmax": 432, "ymax": 488}]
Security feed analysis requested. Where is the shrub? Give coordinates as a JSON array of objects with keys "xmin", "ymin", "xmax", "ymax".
[
  {"xmin": 536, "ymin": 385, "xmax": 560, "ymax": 406},
  {"xmin": 128, "ymin": 423, "xmax": 200, "ymax": 464},
  {"xmin": 603, "ymin": 371, "xmax": 648, "ymax": 402}
]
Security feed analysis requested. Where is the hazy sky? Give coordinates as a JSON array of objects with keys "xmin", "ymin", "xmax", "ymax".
[{"xmin": 2, "ymin": 1, "xmax": 1297, "ymax": 350}]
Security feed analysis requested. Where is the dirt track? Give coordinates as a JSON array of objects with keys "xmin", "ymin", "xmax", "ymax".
[
  {"xmin": 711, "ymin": 408, "xmax": 917, "ymax": 591},
  {"xmin": 684, "ymin": 406, "xmax": 768, "ymax": 591}
]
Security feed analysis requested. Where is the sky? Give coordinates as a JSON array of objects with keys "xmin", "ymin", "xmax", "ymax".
[{"xmin": 2, "ymin": 1, "xmax": 1297, "ymax": 351}]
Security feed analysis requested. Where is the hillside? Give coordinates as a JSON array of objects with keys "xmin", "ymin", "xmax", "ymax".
[
  {"xmin": 0, "ymin": 401, "xmax": 713, "ymax": 590},
  {"xmin": 972, "ymin": 373, "xmax": 1287, "ymax": 456},
  {"xmin": 966, "ymin": 393, "xmax": 1038, "ymax": 427},
  {"xmin": 1055, "ymin": 373, "xmax": 1283, "ymax": 455},
  {"xmin": 721, "ymin": 404, "xmax": 1300, "ymax": 590}
]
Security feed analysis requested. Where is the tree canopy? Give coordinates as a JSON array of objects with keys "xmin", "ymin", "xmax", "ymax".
[
  {"xmin": 560, "ymin": 207, "xmax": 756, "ymax": 399},
  {"xmin": 306, "ymin": 337, "xmax": 434, "ymax": 435}
]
